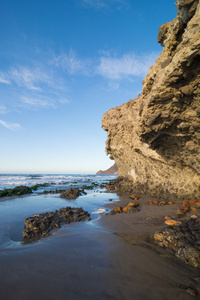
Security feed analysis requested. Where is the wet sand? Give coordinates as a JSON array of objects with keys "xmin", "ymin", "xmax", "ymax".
[{"xmin": 0, "ymin": 192, "xmax": 200, "ymax": 299}]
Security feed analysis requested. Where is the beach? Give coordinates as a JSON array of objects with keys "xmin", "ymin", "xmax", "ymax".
[{"xmin": 0, "ymin": 176, "xmax": 200, "ymax": 299}]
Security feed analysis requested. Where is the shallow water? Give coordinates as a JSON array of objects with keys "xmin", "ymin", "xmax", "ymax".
[
  {"xmin": 1, "ymin": 174, "xmax": 200, "ymax": 299},
  {"xmin": 0, "ymin": 174, "xmax": 118, "ymax": 249}
]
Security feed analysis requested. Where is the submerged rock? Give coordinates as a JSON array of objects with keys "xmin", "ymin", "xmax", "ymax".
[
  {"xmin": 102, "ymin": 0, "xmax": 200, "ymax": 200},
  {"xmin": 23, "ymin": 207, "xmax": 91, "ymax": 239},
  {"xmin": 154, "ymin": 219, "xmax": 200, "ymax": 268}
]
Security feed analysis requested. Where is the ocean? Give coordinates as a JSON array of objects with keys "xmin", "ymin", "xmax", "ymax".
[
  {"xmin": 0, "ymin": 173, "xmax": 116, "ymax": 190},
  {"xmin": 0, "ymin": 174, "xmax": 118, "ymax": 249}
]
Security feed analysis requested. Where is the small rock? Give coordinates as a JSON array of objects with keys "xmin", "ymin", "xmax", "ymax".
[
  {"xmin": 115, "ymin": 206, "xmax": 123, "ymax": 213},
  {"xmin": 164, "ymin": 216, "xmax": 171, "ymax": 220},
  {"xmin": 123, "ymin": 206, "xmax": 129, "ymax": 213},
  {"xmin": 183, "ymin": 201, "xmax": 190, "ymax": 208},
  {"xmin": 128, "ymin": 202, "xmax": 140, "ymax": 207},
  {"xmin": 165, "ymin": 220, "xmax": 182, "ymax": 226},
  {"xmin": 123, "ymin": 202, "xmax": 140, "ymax": 212},
  {"xmin": 150, "ymin": 200, "xmax": 159, "ymax": 205},
  {"xmin": 191, "ymin": 215, "xmax": 198, "ymax": 219},
  {"xmin": 130, "ymin": 195, "xmax": 140, "ymax": 200},
  {"xmin": 128, "ymin": 206, "xmax": 139, "ymax": 213},
  {"xmin": 189, "ymin": 200, "xmax": 198, "ymax": 205},
  {"xmin": 196, "ymin": 202, "xmax": 200, "ymax": 207},
  {"xmin": 177, "ymin": 207, "xmax": 190, "ymax": 213},
  {"xmin": 160, "ymin": 201, "xmax": 167, "ymax": 205},
  {"xmin": 185, "ymin": 288, "xmax": 197, "ymax": 297},
  {"xmin": 168, "ymin": 201, "xmax": 175, "ymax": 205},
  {"xmin": 191, "ymin": 207, "xmax": 199, "ymax": 212}
]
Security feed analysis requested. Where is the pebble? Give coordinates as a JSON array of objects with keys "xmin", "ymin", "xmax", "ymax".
[
  {"xmin": 165, "ymin": 220, "xmax": 182, "ymax": 226},
  {"xmin": 150, "ymin": 200, "xmax": 159, "ymax": 205}
]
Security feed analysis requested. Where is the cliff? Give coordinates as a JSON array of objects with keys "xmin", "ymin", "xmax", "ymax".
[
  {"xmin": 102, "ymin": 0, "xmax": 200, "ymax": 200},
  {"xmin": 96, "ymin": 163, "xmax": 118, "ymax": 175}
]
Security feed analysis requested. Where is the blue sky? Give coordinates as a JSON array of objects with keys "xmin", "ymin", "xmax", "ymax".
[{"xmin": 0, "ymin": 0, "xmax": 177, "ymax": 174}]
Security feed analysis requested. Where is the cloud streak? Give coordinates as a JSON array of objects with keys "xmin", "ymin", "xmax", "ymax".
[
  {"xmin": 0, "ymin": 120, "xmax": 22, "ymax": 131},
  {"xmin": 0, "ymin": 74, "xmax": 10, "ymax": 84},
  {"xmin": 8, "ymin": 66, "xmax": 51, "ymax": 91},
  {"xmin": 96, "ymin": 52, "xmax": 158, "ymax": 79},
  {"xmin": 81, "ymin": 0, "xmax": 126, "ymax": 9},
  {"xmin": 21, "ymin": 95, "xmax": 55, "ymax": 109},
  {"xmin": 0, "ymin": 105, "xmax": 7, "ymax": 114},
  {"xmin": 0, "ymin": 49, "xmax": 158, "ymax": 115},
  {"xmin": 50, "ymin": 50, "xmax": 92, "ymax": 75},
  {"xmin": 51, "ymin": 50, "xmax": 158, "ymax": 81}
]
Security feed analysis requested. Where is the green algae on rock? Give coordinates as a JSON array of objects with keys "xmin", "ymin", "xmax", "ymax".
[{"xmin": 0, "ymin": 185, "xmax": 33, "ymax": 197}]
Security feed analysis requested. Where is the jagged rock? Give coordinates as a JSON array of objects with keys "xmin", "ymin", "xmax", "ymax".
[
  {"xmin": 154, "ymin": 219, "xmax": 200, "ymax": 268},
  {"xmin": 60, "ymin": 188, "xmax": 82, "ymax": 199},
  {"xmin": 23, "ymin": 207, "xmax": 91, "ymax": 239},
  {"xmin": 102, "ymin": 0, "xmax": 200, "ymax": 200},
  {"xmin": 0, "ymin": 185, "xmax": 33, "ymax": 197}
]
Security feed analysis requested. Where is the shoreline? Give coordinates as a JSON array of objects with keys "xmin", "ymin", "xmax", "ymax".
[{"xmin": 1, "ymin": 188, "xmax": 200, "ymax": 299}]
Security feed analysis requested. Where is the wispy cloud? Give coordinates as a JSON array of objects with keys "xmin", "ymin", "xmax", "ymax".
[
  {"xmin": 8, "ymin": 66, "xmax": 51, "ymax": 91},
  {"xmin": 58, "ymin": 98, "xmax": 70, "ymax": 104},
  {"xmin": 51, "ymin": 50, "xmax": 158, "ymax": 81},
  {"xmin": 21, "ymin": 95, "xmax": 55, "ymax": 109},
  {"xmin": 96, "ymin": 52, "xmax": 158, "ymax": 80},
  {"xmin": 81, "ymin": 0, "xmax": 126, "ymax": 9},
  {"xmin": 50, "ymin": 50, "xmax": 92, "ymax": 75},
  {"xmin": 0, "ymin": 105, "xmax": 7, "ymax": 114},
  {"xmin": 0, "ymin": 74, "xmax": 10, "ymax": 84},
  {"xmin": 0, "ymin": 120, "xmax": 22, "ymax": 131}
]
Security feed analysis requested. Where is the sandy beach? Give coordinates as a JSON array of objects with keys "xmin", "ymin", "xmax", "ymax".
[{"xmin": 1, "ymin": 190, "xmax": 200, "ymax": 300}]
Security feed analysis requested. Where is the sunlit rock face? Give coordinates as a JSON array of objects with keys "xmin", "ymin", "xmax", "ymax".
[{"xmin": 102, "ymin": 0, "xmax": 200, "ymax": 200}]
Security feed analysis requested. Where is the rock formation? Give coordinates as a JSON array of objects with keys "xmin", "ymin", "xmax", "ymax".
[
  {"xmin": 23, "ymin": 207, "xmax": 91, "ymax": 239},
  {"xmin": 102, "ymin": 0, "xmax": 200, "ymax": 200},
  {"xmin": 96, "ymin": 163, "xmax": 118, "ymax": 175},
  {"xmin": 154, "ymin": 219, "xmax": 200, "ymax": 269}
]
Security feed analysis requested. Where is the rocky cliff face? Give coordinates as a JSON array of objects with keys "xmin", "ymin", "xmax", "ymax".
[{"xmin": 102, "ymin": 0, "xmax": 200, "ymax": 200}]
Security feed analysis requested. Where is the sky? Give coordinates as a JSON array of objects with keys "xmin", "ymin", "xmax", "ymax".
[{"xmin": 0, "ymin": 0, "xmax": 177, "ymax": 174}]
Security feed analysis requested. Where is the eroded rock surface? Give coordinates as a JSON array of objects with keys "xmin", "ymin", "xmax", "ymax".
[
  {"xmin": 154, "ymin": 219, "xmax": 200, "ymax": 268},
  {"xmin": 102, "ymin": 0, "xmax": 200, "ymax": 200},
  {"xmin": 23, "ymin": 207, "xmax": 91, "ymax": 239},
  {"xmin": 60, "ymin": 188, "xmax": 83, "ymax": 199}
]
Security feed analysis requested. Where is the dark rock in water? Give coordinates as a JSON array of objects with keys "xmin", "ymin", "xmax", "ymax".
[
  {"xmin": 23, "ymin": 207, "xmax": 91, "ymax": 239},
  {"xmin": 0, "ymin": 185, "xmax": 33, "ymax": 197},
  {"xmin": 154, "ymin": 219, "xmax": 200, "ymax": 268},
  {"xmin": 60, "ymin": 188, "xmax": 83, "ymax": 199}
]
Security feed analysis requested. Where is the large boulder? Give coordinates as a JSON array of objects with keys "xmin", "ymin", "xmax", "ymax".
[{"xmin": 102, "ymin": 0, "xmax": 200, "ymax": 200}]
